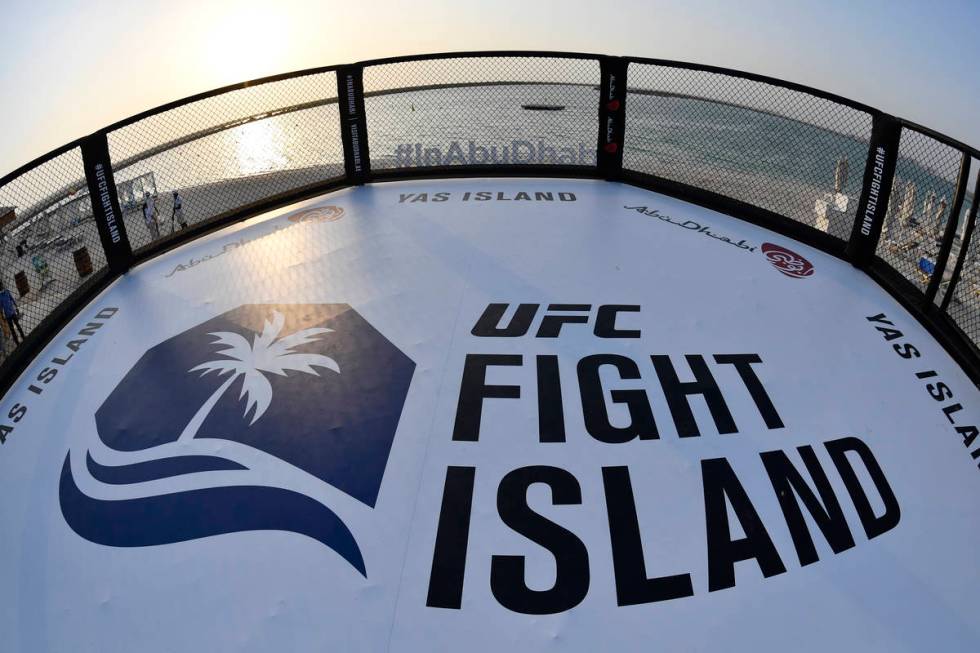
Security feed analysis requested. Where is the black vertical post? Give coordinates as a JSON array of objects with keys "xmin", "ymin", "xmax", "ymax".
[
  {"xmin": 940, "ymin": 170, "xmax": 979, "ymax": 312},
  {"xmin": 846, "ymin": 114, "xmax": 902, "ymax": 267},
  {"xmin": 597, "ymin": 56, "xmax": 628, "ymax": 180},
  {"xmin": 925, "ymin": 154, "xmax": 970, "ymax": 303},
  {"xmin": 80, "ymin": 132, "xmax": 133, "ymax": 274},
  {"xmin": 337, "ymin": 65, "xmax": 371, "ymax": 184}
]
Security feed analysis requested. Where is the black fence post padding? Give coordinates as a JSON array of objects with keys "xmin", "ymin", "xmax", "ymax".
[
  {"xmin": 926, "ymin": 154, "xmax": 971, "ymax": 303},
  {"xmin": 846, "ymin": 114, "xmax": 902, "ymax": 267},
  {"xmin": 80, "ymin": 132, "xmax": 133, "ymax": 274},
  {"xmin": 337, "ymin": 66, "xmax": 371, "ymax": 184},
  {"xmin": 597, "ymin": 57, "xmax": 628, "ymax": 180},
  {"xmin": 940, "ymin": 170, "xmax": 980, "ymax": 312}
]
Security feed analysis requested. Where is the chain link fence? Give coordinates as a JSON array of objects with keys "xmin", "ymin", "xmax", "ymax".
[
  {"xmin": 0, "ymin": 147, "xmax": 107, "ymax": 362},
  {"xmin": 363, "ymin": 56, "xmax": 600, "ymax": 170},
  {"xmin": 623, "ymin": 63, "xmax": 874, "ymax": 241},
  {"xmin": 949, "ymin": 233, "xmax": 979, "ymax": 348},
  {"xmin": 0, "ymin": 53, "xmax": 978, "ymax": 386},
  {"xmin": 942, "ymin": 160, "xmax": 979, "ymax": 348},
  {"xmin": 930, "ymin": 157, "xmax": 976, "ymax": 308},
  {"xmin": 107, "ymin": 72, "xmax": 345, "ymax": 251},
  {"xmin": 876, "ymin": 128, "xmax": 964, "ymax": 293}
]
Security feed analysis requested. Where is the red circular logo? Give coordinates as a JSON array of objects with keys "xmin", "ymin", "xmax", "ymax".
[
  {"xmin": 761, "ymin": 242, "xmax": 814, "ymax": 279},
  {"xmin": 288, "ymin": 206, "xmax": 345, "ymax": 223}
]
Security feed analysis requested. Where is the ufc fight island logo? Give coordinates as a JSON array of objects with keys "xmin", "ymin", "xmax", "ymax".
[{"xmin": 60, "ymin": 304, "xmax": 414, "ymax": 576}]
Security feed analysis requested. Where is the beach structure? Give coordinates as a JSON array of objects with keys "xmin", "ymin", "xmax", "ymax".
[
  {"xmin": 898, "ymin": 179, "xmax": 918, "ymax": 228},
  {"xmin": 833, "ymin": 154, "xmax": 849, "ymax": 193}
]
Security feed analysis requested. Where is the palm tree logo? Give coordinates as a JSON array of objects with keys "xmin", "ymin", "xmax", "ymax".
[{"xmin": 177, "ymin": 310, "xmax": 340, "ymax": 442}]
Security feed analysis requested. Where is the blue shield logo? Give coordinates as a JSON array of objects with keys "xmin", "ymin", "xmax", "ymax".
[{"xmin": 60, "ymin": 304, "xmax": 416, "ymax": 576}]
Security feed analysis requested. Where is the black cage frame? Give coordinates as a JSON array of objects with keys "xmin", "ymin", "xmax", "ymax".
[{"xmin": 1, "ymin": 50, "xmax": 978, "ymax": 398}]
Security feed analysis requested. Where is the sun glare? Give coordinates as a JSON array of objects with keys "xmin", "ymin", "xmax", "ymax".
[
  {"xmin": 204, "ymin": 6, "xmax": 289, "ymax": 81},
  {"xmin": 235, "ymin": 119, "xmax": 287, "ymax": 176}
]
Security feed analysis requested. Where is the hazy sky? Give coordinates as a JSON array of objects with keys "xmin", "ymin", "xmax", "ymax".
[{"xmin": 1, "ymin": 0, "xmax": 977, "ymax": 175}]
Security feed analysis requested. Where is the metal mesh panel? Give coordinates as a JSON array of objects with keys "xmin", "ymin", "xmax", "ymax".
[
  {"xmin": 363, "ymin": 57, "xmax": 600, "ymax": 170},
  {"xmin": 930, "ymin": 157, "xmax": 976, "ymax": 308},
  {"xmin": 0, "ymin": 147, "xmax": 105, "ymax": 360},
  {"xmin": 944, "ymin": 166, "xmax": 979, "ymax": 347},
  {"xmin": 876, "ymin": 129, "xmax": 962, "ymax": 293},
  {"xmin": 623, "ymin": 63, "xmax": 873, "ymax": 239},
  {"xmin": 107, "ymin": 72, "xmax": 345, "ymax": 251}
]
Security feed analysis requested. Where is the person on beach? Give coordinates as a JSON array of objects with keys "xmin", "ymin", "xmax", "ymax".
[
  {"xmin": 143, "ymin": 192, "xmax": 160, "ymax": 240},
  {"xmin": 0, "ymin": 284, "xmax": 25, "ymax": 345},
  {"xmin": 834, "ymin": 155, "xmax": 849, "ymax": 194},
  {"xmin": 171, "ymin": 190, "xmax": 187, "ymax": 232}
]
